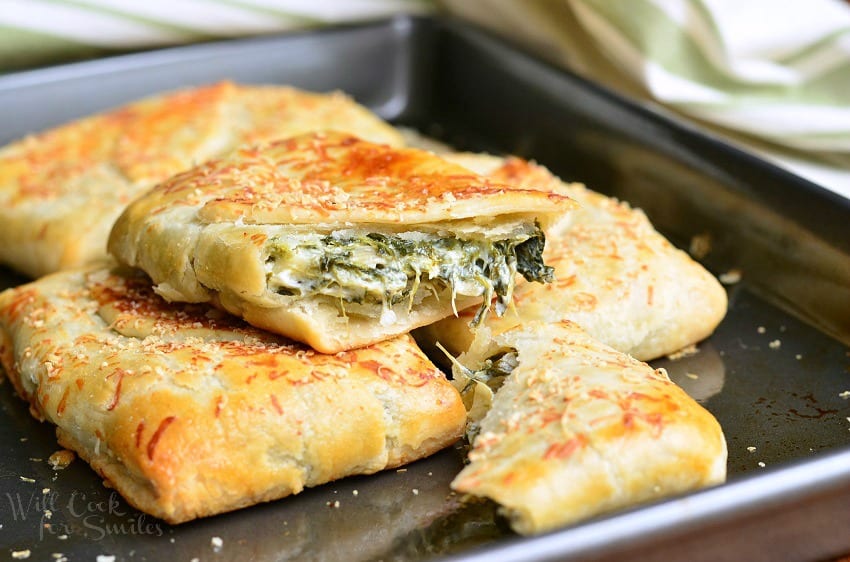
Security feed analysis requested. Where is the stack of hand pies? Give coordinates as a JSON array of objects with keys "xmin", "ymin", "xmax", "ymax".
[{"xmin": 0, "ymin": 82, "xmax": 727, "ymax": 534}]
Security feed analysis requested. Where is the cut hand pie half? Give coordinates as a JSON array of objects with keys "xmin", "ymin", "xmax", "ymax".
[
  {"xmin": 0, "ymin": 265, "xmax": 466, "ymax": 524},
  {"xmin": 449, "ymin": 320, "xmax": 727, "ymax": 535},
  {"xmin": 0, "ymin": 82, "xmax": 403, "ymax": 278},
  {"xmin": 417, "ymin": 154, "xmax": 727, "ymax": 362},
  {"xmin": 108, "ymin": 131, "xmax": 575, "ymax": 353}
]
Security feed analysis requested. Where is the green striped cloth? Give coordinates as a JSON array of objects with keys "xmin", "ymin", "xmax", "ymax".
[
  {"xmin": 0, "ymin": 0, "xmax": 432, "ymax": 69},
  {"xmin": 1, "ymin": 0, "xmax": 849, "ymax": 193},
  {"xmin": 444, "ymin": 0, "xmax": 850, "ymax": 197}
]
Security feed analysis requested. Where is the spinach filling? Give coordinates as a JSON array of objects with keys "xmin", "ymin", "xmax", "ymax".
[
  {"xmin": 460, "ymin": 350, "xmax": 518, "ymax": 396},
  {"xmin": 265, "ymin": 224, "xmax": 552, "ymax": 324},
  {"xmin": 443, "ymin": 347, "xmax": 519, "ymax": 442}
]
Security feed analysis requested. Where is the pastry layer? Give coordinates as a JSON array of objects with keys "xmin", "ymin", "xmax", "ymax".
[
  {"xmin": 108, "ymin": 132, "xmax": 575, "ymax": 352},
  {"xmin": 417, "ymin": 154, "xmax": 727, "ymax": 362},
  {"xmin": 0, "ymin": 82, "xmax": 403, "ymax": 278},
  {"xmin": 0, "ymin": 265, "xmax": 466, "ymax": 523},
  {"xmin": 451, "ymin": 321, "xmax": 727, "ymax": 534}
]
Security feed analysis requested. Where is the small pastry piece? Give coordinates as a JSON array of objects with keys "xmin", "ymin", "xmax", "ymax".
[
  {"xmin": 450, "ymin": 321, "xmax": 727, "ymax": 535},
  {"xmin": 0, "ymin": 81, "xmax": 403, "ymax": 278},
  {"xmin": 417, "ymin": 154, "xmax": 727, "ymax": 362},
  {"xmin": 108, "ymin": 132, "xmax": 575, "ymax": 353},
  {"xmin": 0, "ymin": 265, "xmax": 466, "ymax": 524}
]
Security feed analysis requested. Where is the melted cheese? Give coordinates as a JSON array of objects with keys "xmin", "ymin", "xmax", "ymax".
[{"xmin": 263, "ymin": 224, "xmax": 549, "ymax": 323}]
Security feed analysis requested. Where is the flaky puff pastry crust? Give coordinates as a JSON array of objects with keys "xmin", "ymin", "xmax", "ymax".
[
  {"xmin": 0, "ymin": 82, "xmax": 403, "ymax": 278},
  {"xmin": 417, "ymin": 154, "xmax": 727, "ymax": 362},
  {"xmin": 108, "ymin": 131, "xmax": 575, "ymax": 353},
  {"xmin": 451, "ymin": 321, "xmax": 727, "ymax": 535},
  {"xmin": 0, "ymin": 265, "xmax": 465, "ymax": 524}
]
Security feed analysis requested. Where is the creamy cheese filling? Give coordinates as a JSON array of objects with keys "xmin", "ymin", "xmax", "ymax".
[{"xmin": 264, "ymin": 223, "xmax": 552, "ymax": 324}]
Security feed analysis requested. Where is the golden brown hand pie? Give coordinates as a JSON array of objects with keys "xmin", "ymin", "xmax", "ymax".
[
  {"xmin": 417, "ymin": 154, "xmax": 727, "ymax": 362},
  {"xmin": 0, "ymin": 82, "xmax": 403, "ymax": 279},
  {"xmin": 450, "ymin": 321, "xmax": 727, "ymax": 535},
  {"xmin": 0, "ymin": 265, "xmax": 466, "ymax": 524},
  {"xmin": 108, "ymin": 131, "xmax": 575, "ymax": 353}
]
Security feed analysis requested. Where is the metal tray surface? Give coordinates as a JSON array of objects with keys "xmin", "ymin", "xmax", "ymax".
[{"xmin": 1, "ymin": 16, "xmax": 849, "ymax": 562}]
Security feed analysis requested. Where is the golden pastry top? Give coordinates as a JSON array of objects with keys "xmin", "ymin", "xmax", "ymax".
[
  {"xmin": 122, "ymin": 131, "xmax": 576, "ymax": 226},
  {"xmin": 0, "ymin": 82, "xmax": 405, "ymax": 206}
]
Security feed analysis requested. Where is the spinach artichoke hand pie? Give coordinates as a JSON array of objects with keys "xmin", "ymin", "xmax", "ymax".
[
  {"xmin": 108, "ymin": 131, "xmax": 575, "ymax": 353},
  {"xmin": 449, "ymin": 321, "xmax": 727, "ymax": 535},
  {"xmin": 0, "ymin": 81, "xmax": 404, "ymax": 279},
  {"xmin": 0, "ymin": 265, "xmax": 466, "ymax": 524},
  {"xmin": 417, "ymin": 154, "xmax": 727, "ymax": 362}
]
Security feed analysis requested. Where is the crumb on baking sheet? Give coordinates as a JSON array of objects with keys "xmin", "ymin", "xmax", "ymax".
[
  {"xmin": 11, "ymin": 550, "xmax": 31, "ymax": 560},
  {"xmin": 758, "ymin": 462, "xmax": 766, "ymax": 468},
  {"xmin": 352, "ymin": 490, "xmax": 358, "ymax": 496},
  {"xmin": 211, "ymin": 536, "xmax": 223, "ymax": 552},
  {"xmin": 689, "ymin": 232, "xmax": 712, "ymax": 260},
  {"xmin": 747, "ymin": 446, "xmax": 757, "ymax": 452},
  {"xmin": 48, "ymin": 449, "xmax": 75, "ymax": 470},
  {"xmin": 685, "ymin": 373, "xmax": 699, "ymax": 380},
  {"xmin": 95, "ymin": 556, "xmax": 115, "ymax": 562},
  {"xmin": 757, "ymin": 326, "xmax": 766, "ymax": 334},
  {"xmin": 839, "ymin": 391, "xmax": 850, "ymax": 400},
  {"xmin": 19, "ymin": 476, "xmax": 35, "ymax": 483},
  {"xmin": 769, "ymin": 340, "xmax": 781, "ymax": 349},
  {"xmin": 412, "ymin": 489, "xmax": 419, "ymax": 495},
  {"xmin": 718, "ymin": 269, "xmax": 741, "ymax": 285},
  {"xmin": 667, "ymin": 344, "xmax": 698, "ymax": 361}
]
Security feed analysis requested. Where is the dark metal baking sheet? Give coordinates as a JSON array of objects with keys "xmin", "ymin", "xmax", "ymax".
[{"xmin": 1, "ymin": 16, "xmax": 850, "ymax": 562}]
